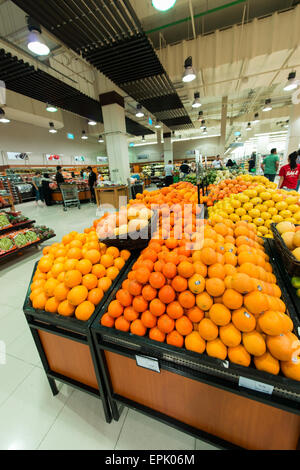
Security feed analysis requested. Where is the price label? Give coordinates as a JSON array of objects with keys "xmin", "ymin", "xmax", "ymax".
[
  {"xmin": 136, "ymin": 355, "xmax": 160, "ymax": 373},
  {"xmin": 239, "ymin": 376, "xmax": 274, "ymax": 395}
]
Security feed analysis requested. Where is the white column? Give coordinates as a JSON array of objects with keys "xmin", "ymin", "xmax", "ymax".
[
  {"xmin": 100, "ymin": 92, "xmax": 130, "ymax": 184},
  {"xmin": 163, "ymin": 132, "xmax": 173, "ymax": 164},
  {"xmin": 220, "ymin": 96, "xmax": 228, "ymax": 157},
  {"xmin": 285, "ymin": 101, "xmax": 300, "ymax": 162}
]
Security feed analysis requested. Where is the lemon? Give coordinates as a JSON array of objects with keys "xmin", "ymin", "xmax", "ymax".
[
  {"xmin": 236, "ymin": 208, "xmax": 246, "ymax": 217},
  {"xmin": 275, "ymin": 201, "xmax": 288, "ymax": 211},
  {"xmin": 264, "ymin": 234, "xmax": 273, "ymax": 238},
  {"xmin": 244, "ymin": 189, "xmax": 257, "ymax": 198},
  {"xmin": 238, "ymin": 194, "xmax": 250, "ymax": 204},
  {"xmin": 243, "ymin": 202, "xmax": 253, "ymax": 212},
  {"xmin": 264, "ymin": 220, "xmax": 272, "ymax": 228},
  {"xmin": 254, "ymin": 218, "xmax": 265, "ymax": 226},
  {"xmin": 251, "ymin": 197, "xmax": 262, "ymax": 206},
  {"xmin": 260, "ymin": 191, "xmax": 272, "ymax": 201},
  {"xmin": 230, "ymin": 213, "xmax": 240, "ymax": 223},
  {"xmin": 249, "ymin": 208, "xmax": 260, "ymax": 219},
  {"xmin": 256, "ymin": 204, "xmax": 268, "ymax": 213},
  {"xmin": 256, "ymin": 185, "xmax": 266, "ymax": 193},
  {"xmin": 258, "ymin": 226, "xmax": 268, "ymax": 235},
  {"xmin": 289, "ymin": 204, "xmax": 299, "ymax": 213},
  {"xmin": 285, "ymin": 217, "xmax": 296, "ymax": 224},
  {"xmin": 218, "ymin": 211, "xmax": 228, "ymax": 218},
  {"xmin": 272, "ymin": 215, "xmax": 283, "ymax": 223},
  {"xmin": 268, "ymin": 207, "xmax": 278, "ymax": 216},
  {"xmin": 231, "ymin": 199, "xmax": 241, "ymax": 209},
  {"xmin": 264, "ymin": 200, "xmax": 275, "ymax": 208},
  {"xmin": 279, "ymin": 209, "xmax": 292, "ymax": 219},
  {"xmin": 241, "ymin": 215, "xmax": 252, "ymax": 223},
  {"xmin": 294, "ymin": 211, "xmax": 300, "ymax": 222},
  {"xmin": 261, "ymin": 211, "xmax": 271, "ymax": 220},
  {"xmin": 272, "ymin": 193, "xmax": 283, "ymax": 203},
  {"xmin": 285, "ymin": 196, "xmax": 299, "ymax": 205}
]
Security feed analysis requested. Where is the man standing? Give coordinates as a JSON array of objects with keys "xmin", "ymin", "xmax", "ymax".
[
  {"xmin": 164, "ymin": 160, "xmax": 174, "ymax": 187},
  {"xmin": 212, "ymin": 155, "xmax": 222, "ymax": 169},
  {"xmin": 261, "ymin": 148, "xmax": 279, "ymax": 182},
  {"xmin": 88, "ymin": 166, "xmax": 97, "ymax": 203},
  {"xmin": 180, "ymin": 160, "xmax": 190, "ymax": 175},
  {"xmin": 55, "ymin": 166, "xmax": 65, "ymax": 185}
]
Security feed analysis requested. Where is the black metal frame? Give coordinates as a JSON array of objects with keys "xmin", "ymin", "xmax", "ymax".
[
  {"xmin": 23, "ymin": 255, "xmax": 137, "ymax": 423},
  {"xmin": 90, "ymin": 239, "xmax": 300, "ymax": 449}
]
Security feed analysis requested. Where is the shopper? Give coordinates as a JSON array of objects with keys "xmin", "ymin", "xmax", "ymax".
[
  {"xmin": 261, "ymin": 148, "xmax": 279, "ymax": 182},
  {"xmin": 55, "ymin": 166, "xmax": 65, "ymax": 185},
  {"xmin": 88, "ymin": 166, "xmax": 97, "ymax": 203},
  {"xmin": 212, "ymin": 155, "xmax": 223, "ymax": 169},
  {"xmin": 180, "ymin": 160, "xmax": 190, "ymax": 175},
  {"xmin": 41, "ymin": 173, "xmax": 53, "ymax": 206},
  {"xmin": 226, "ymin": 159, "xmax": 234, "ymax": 168},
  {"xmin": 248, "ymin": 153, "xmax": 256, "ymax": 173},
  {"xmin": 278, "ymin": 152, "xmax": 300, "ymax": 191},
  {"xmin": 164, "ymin": 160, "xmax": 174, "ymax": 186},
  {"xmin": 32, "ymin": 171, "xmax": 44, "ymax": 207}
]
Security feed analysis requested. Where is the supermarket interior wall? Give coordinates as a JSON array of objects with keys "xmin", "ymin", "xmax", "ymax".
[
  {"xmin": 0, "ymin": 111, "xmax": 107, "ymax": 167},
  {"xmin": 129, "ymin": 136, "xmax": 220, "ymax": 163}
]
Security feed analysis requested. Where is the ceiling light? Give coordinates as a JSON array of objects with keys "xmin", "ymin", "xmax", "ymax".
[
  {"xmin": 155, "ymin": 121, "xmax": 162, "ymax": 128},
  {"xmin": 262, "ymin": 99, "xmax": 272, "ymax": 112},
  {"xmin": 46, "ymin": 104, "xmax": 58, "ymax": 113},
  {"xmin": 136, "ymin": 104, "xmax": 144, "ymax": 118},
  {"xmin": 197, "ymin": 111, "xmax": 203, "ymax": 121},
  {"xmin": 98, "ymin": 135, "xmax": 104, "ymax": 143},
  {"xmin": 285, "ymin": 120, "xmax": 289, "ymax": 129},
  {"xmin": 49, "ymin": 122, "xmax": 57, "ymax": 134},
  {"xmin": 182, "ymin": 56, "xmax": 196, "ymax": 83},
  {"xmin": 284, "ymin": 72, "xmax": 298, "ymax": 91},
  {"xmin": 152, "ymin": 0, "xmax": 176, "ymax": 11},
  {"xmin": 0, "ymin": 108, "xmax": 10, "ymax": 123},
  {"xmin": 203, "ymin": 127, "xmax": 207, "ymax": 134},
  {"xmin": 253, "ymin": 113, "xmax": 260, "ymax": 124},
  {"xmin": 27, "ymin": 16, "xmax": 50, "ymax": 56},
  {"xmin": 81, "ymin": 130, "xmax": 88, "ymax": 140},
  {"xmin": 88, "ymin": 120, "xmax": 97, "ymax": 126},
  {"xmin": 192, "ymin": 92, "xmax": 201, "ymax": 108},
  {"xmin": 142, "ymin": 135, "xmax": 145, "ymax": 142},
  {"xmin": 246, "ymin": 122, "xmax": 252, "ymax": 131},
  {"xmin": 200, "ymin": 120, "xmax": 206, "ymax": 129}
]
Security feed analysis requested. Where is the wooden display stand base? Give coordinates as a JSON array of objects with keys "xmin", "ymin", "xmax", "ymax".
[{"xmin": 95, "ymin": 186, "xmax": 128, "ymax": 209}]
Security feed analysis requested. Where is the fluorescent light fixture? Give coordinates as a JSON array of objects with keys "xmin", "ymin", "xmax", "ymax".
[
  {"xmin": 0, "ymin": 108, "xmax": 10, "ymax": 123},
  {"xmin": 88, "ymin": 120, "xmax": 97, "ymax": 126},
  {"xmin": 46, "ymin": 104, "xmax": 58, "ymax": 113},
  {"xmin": 98, "ymin": 135, "xmax": 104, "ymax": 143},
  {"xmin": 253, "ymin": 113, "xmax": 260, "ymax": 124},
  {"xmin": 67, "ymin": 133, "xmax": 74, "ymax": 140},
  {"xmin": 246, "ymin": 122, "xmax": 252, "ymax": 131},
  {"xmin": 152, "ymin": 0, "xmax": 176, "ymax": 11},
  {"xmin": 192, "ymin": 92, "xmax": 201, "ymax": 108},
  {"xmin": 134, "ymin": 142, "xmax": 158, "ymax": 147},
  {"xmin": 200, "ymin": 120, "xmax": 206, "ymax": 129},
  {"xmin": 136, "ymin": 104, "xmax": 144, "ymax": 118},
  {"xmin": 81, "ymin": 130, "xmax": 88, "ymax": 140},
  {"xmin": 182, "ymin": 56, "xmax": 196, "ymax": 83},
  {"xmin": 284, "ymin": 72, "xmax": 298, "ymax": 91},
  {"xmin": 49, "ymin": 122, "xmax": 57, "ymax": 134},
  {"xmin": 262, "ymin": 99, "xmax": 272, "ymax": 112},
  {"xmin": 27, "ymin": 17, "xmax": 50, "ymax": 56}
]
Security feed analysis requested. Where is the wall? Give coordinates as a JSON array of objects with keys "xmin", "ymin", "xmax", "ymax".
[{"xmin": 129, "ymin": 136, "xmax": 220, "ymax": 163}]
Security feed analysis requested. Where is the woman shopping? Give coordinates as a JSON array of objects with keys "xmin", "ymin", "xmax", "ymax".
[
  {"xmin": 278, "ymin": 152, "xmax": 300, "ymax": 191},
  {"xmin": 32, "ymin": 171, "xmax": 45, "ymax": 207}
]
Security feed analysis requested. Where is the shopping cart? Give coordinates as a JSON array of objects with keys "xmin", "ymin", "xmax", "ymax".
[{"xmin": 59, "ymin": 183, "xmax": 81, "ymax": 211}]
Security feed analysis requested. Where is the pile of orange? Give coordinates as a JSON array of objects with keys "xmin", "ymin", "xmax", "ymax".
[
  {"xmin": 206, "ymin": 177, "xmax": 259, "ymax": 206},
  {"xmin": 101, "ymin": 218, "xmax": 300, "ymax": 382},
  {"xmin": 29, "ymin": 230, "xmax": 130, "ymax": 321}
]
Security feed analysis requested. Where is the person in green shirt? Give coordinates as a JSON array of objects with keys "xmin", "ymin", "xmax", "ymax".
[{"xmin": 261, "ymin": 148, "xmax": 279, "ymax": 182}]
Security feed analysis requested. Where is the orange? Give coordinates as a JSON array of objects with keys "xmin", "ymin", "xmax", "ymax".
[
  {"xmin": 130, "ymin": 319, "xmax": 147, "ymax": 336},
  {"xmin": 69, "ymin": 239, "xmax": 82, "ymax": 249},
  {"xmin": 162, "ymin": 262, "xmax": 177, "ymax": 279},
  {"xmin": 64, "ymin": 270, "xmax": 82, "ymax": 288},
  {"xmin": 67, "ymin": 247, "xmax": 82, "ymax": 260},
  {"xmin": 51, "ymin": 263, "xmax": 65, "ymax": 278},
  {"xmin": 38, "ymin": 257, "xmax": 53, "ymax": 273},
  {"xmin": 128, "ymin": 280, "xmax": 142, "ymax": 296},
  {"xmin": 280, "ymin": 354, "xmax": 300, "ymax": 381},
  {"xmin": 228, "ymin": 345, "xmax": 251, "ymax": 367},
  {"xmin": 186, "ymin": 306, "xmax": 204, "ymax": 323},
  {"xmin": 231, "ymin": 273, "xmax": 254, "ymax": 295},
  {"xmin": 67, "ymin": 285, "xmax": 88, "ymax": 306},
  {"xmin": 108, "ymin": 300, "xmax": 123, "ymax": 318},
  {"xmin": 243, "ymin": 291, "xmax": 268, "ymax": 315},
  {"xmin": 132, "ymin": 296, "xmax": 148, "ymax": 313},
  {"xmin": 142, "ymin": 285, "xmax": 157, "ymax": 302},
  {"xmin": 149, "ymin": 327, "xmax": 165, "ymax": 343},
  {"xmin": 123, "ymin": 306, "xmax": 139, "ymax": 322},
  {"xmin": 141, "ymin": 310, "xmax": 157, "ymax": 328},
  {"xmin": 30, "ymin": 287, "xmax": 44, "ymax": 302},
  {"xmin": 45, "ymin": 297, "xmax": 60, "ymax": 314},
  {"xmin": 253, "ymin": 352, "xmax": 280, "ymax": 375},
  {"xmin": 98, "ymin": 277, "xmax": 112, "ymax": 292},
  {"xmin": 44, "ymin": 278, "xmax": 60, "ymax": 297},
  {"xmin": 206, "ymin": 338, "xmax": 227, "ymax": 360},
  {"xmin": 106, "ymin": 246, "xmax": 119, "ymax": 259},
  {"xmin": 222, "ymin": 289, "xmax": 243, "ymax": 310},
  {"xmin": 205, "ymin": 278, "xmax": 225, "ymax": 297},
  {"xmin": 115, "ymin": 315, "xmax": 130, "ymax": 332},
  {"xmin": 33, "ymin": 272, "xmax": 47, "ymax": 282},
  {"xmin": 157, "ymin": 314, "xmax": 175, "ymax": 334},
  {"xmin": 198, "ymin": 318, "xmax": 218, "ymax": 341},
  {"xmin": 143, "ymin": 248, "xmax": 158, "ymax": 263},
  {"xmin": 100, "ymin": 254, "xmax": 114, "ymax": 268},
  {"xmin": 175, "ymin": 315, "xmax": 193, "ymax": 336},
  {"xmin": 185, "ymin": 331, "xmax": 206, "ymax": 354},
  {"xmin": 232, "ymin": 308, "xmax": 256, "ymax": 332},
  {"xmin": 92, "ymin": 264, "xmax": 106, "ymax": 279},
  {"xmin": 224, "ymin": 252, "xmax": 237, "ymax": 266},
  {"xmin": 120, "ymin": 250, "xmax": 131, "ymax": 261},
  {"xmin": 88, "ymin": 287, "xmax": 104, "ymax": 305},
  {"xmin": 167, "ymin": 330, "xmax": 184, "ymax": 348},
  {"xmin": 266, "ymin": 332, "xmax": 300, "ymax": 361},
  {"xmin": 101, "ymin": 313, "xmax": 115, "ymax": 328},
  {"xmin": 171, "ymin": 276, "xmax": 188, "ymax": 293},
  {"xmin": 114, "ymin": 257, "xmax": 125, "ymax": 271},
  {"xmin": 149, "ymin": 272, "xmax": 166, "ymax": 289},
  {"xmin": 64, "ymin": 259, "xmax": 78, "ymax": 271},
  {"xmin": 193, "ymin": 261, "xmax": 207, "ymax": 277},
  {"xmin": 208, "ymin": 263, "xmax": 226, "ymax": 280},
  {"xmin": 167, "ymin": 301, "xmax": 184, "ymax": 319},
  {"xmin": 258, "ymin": 311, "xmax": 291, "ymax": 336},
  {"xmin": 177, "ymin": 261, "xmax": 195, "ymax": 279},
  {"xmin": 196, "ymin": 292, "xmax": 213, "ymax": 311},
  {"xmin": 219, "ymin": 323, "xmax": 241, "ymax": 347},
  {"xmin": 178, "ymin": 290, "xmax": 196, "ymax": 309},
  {"xmin": 209, "ymin": 304, "xmax": 231, "ymax": 326},
  {"xmin": 54, "ymin": 283, "xmax": 70, "ymax": 302},
  {"xmin": 154, "ymin": 260, "xmax": 165, "ymax": 272},
  {"xmin": 200, "ymin": 247, "xmax": 217, "ymax": 266},
  {"xmin": 135, "ymin": 267, "xmax": 151, "ymax": 285},
  {"xmin": 188, "ymin": 274, "xmax": 205, "ymax": 294},
  {"xmin": 242, "ymin": 331, "xmax": 266, "ymax": 356},
  {"xmin": 115, "ymin": 289, "xmax": 132, "ymax": 307},
  {"xmin": 106, "ymin": 266, "xmax": 120, "ymax": 280},
  {"xmin": 77, "ymin": 259, "xmax": 93, "ymax": 275},
  {"xmin": 75, "ymin": 301, "xmax": 95, "ymax": 321},
  {"xmin": 82, "ymin": 274, "xmax": 98, "ymax": 290},
  {"xmin": 58, "ymin": 300, "xmax": 75, "ymax": 317},
  {"xmin": 31, "ymin": 279, "xmax": 46, "ymax": 292}
]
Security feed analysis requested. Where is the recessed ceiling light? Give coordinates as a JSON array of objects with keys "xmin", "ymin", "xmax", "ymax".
[
  {"xmin": 262, "ymin": 99, "xmax": 272, "ymax": 112},
  {"xmin": 192, "ymin": 92, "xmax": 201, "ymax": 108},
  {"xmin": 88, "ymin": 120, "xmax": 97, "ymax": 126},
  {"xmin": 142, "ymin": 135, "xmax": 146, "ymax": 142},
  {"xmin": 246, "ymin": 122, "xmax": 252, "ymax": 131},
  {"xmin": 46, "ymin": 104, "xmax": 58, "ymax": 113},
  {"xmin": 197, "ymin": 111, "xmax": 203, "ymax": 121},
  {"xmin": 81, "ymin": 130, "xmax": 88, "ymax": 140},
  {"xmin": 182, "ymin": 56, "xmax": 196, "ymax": 83},
  {"xmin": 136, "ymin": 104, "xmax": 144, "ymax": 118},
  {"xmin": 49, "ymin": 122, "xmax": 57, "ymax": 133},
  {"xmin": 0, "ymin": 108, "xmax": 10, "ymax": 123},
  {"xmin": 152, "ymin": 0, "xmax": 176, "ymax": 11},
  {"xmin": 27, "ymin": 16, "xmax": 50, "ymax": 56},
  {"xmin": 284, "ymin": 72, "xmax": 298, "ymax": 91}
]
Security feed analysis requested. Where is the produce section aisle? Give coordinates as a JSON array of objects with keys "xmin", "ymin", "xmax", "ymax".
[{"xmin": 0, "ymin": 201, "xmax": 205, "ymax": 450}]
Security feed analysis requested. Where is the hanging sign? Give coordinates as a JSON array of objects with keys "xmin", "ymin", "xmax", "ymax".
[
  {"xmin": 97, "ymin": 156, "xmax": 108, "ymax": 163},
  {"xmin": 46, "ymin": 154, "xmax": 60, "ymax": 161},
  {"xmin": 137, "ymin": 154, "xmax": 149, "ymax": 160},
  {"xmin": 74, "ymin": 156, "xmax": 85, "ymax": 162},
  {"xmin": 7, "ymin": 152, "xmax": 29, "ymax": 160}
]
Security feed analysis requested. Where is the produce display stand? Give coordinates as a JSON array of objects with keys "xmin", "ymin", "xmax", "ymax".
[
  {"xmin": 91, "ymin": 241, "xmax": 300, "ymax": 450},
  {"xmin": 0, "ymin": 234, "xmax": 56, "ymax": 263},
  {"xmin": 22, "ymin": 255, "xmax": 137, "ymax": 423},
  {"xmin": 94, "ymin": 185, "xmax": 128, "ymax": 209},
  {"xmin": 0, "ymin": 219, "xmax": 35, "ymax": 236}
]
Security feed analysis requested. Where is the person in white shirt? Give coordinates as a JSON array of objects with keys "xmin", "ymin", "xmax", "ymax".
[
  {"xmin": 212, "ymin": 155, "xmax": 223, "ymax": 169},
  {"xmin": 164, "ymin": 160, "xmax": 174, "ymax": 186}
]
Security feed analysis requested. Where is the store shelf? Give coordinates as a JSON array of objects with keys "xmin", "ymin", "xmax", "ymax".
[
  {"xmin": 0, "ymin": 234, "xmax": 56, "ymax": 263},
  {"xmin": 0, "ymin": 219, "xmax": 35, "ymax": 236}
]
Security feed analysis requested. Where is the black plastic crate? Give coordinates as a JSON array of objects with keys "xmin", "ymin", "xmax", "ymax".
[{"xmin": 23, "ymin": 253, "xmax": 137, "ymax": 423}]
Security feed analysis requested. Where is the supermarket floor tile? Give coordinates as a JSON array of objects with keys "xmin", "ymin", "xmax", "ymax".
[
  {"xmin": 195, "ymin": 438, "xmax": 220, "ymax": 450},
  {"xmin": 38, "ymin": 390, "xmax": 127, "ymax": 450},
  {"xmin": 7, "ymin": 327, "xmax": 42, "ymax": 368},
  {"xmin": 0, "ymin": 305, "xmax": 28, "ymax": 346},
  {"xmin": 0, "ymin": 355, "xmax": 34, "ymax": 408},
  {"xmin": 0, "ymin": 367, "xmax": 73, "ymax": 450},
  {"xmin": 115, "ymin": 409, "xmax": 195, "ymax": 450}
]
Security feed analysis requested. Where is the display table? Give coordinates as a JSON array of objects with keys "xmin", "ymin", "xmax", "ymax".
[{"xmin": 94, "ymin": 185, "xmax": 128, "ymax": 209}]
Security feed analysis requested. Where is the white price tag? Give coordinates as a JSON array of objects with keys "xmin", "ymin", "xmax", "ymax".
[
  {"xmin": 239, "ymin": 376, "xmax": 274, "ymax": 395},
  {"xmin": 298, "ymin": 327, "xmax": 300, "ymax": 337},
  {"xmin": 135, "ymin": 355, "xmax": 160, "ymax": 373}
]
